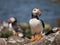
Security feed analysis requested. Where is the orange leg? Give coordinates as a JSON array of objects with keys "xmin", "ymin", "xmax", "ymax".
[
  {"xmin": 29, "ymin": 36, "xmax": 35, "ymax": 42},
  {"xmin": 35, "ymin": 34, "xmax": 42, "ymax": 41}
]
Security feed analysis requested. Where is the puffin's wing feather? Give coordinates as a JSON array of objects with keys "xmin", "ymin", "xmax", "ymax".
[{"xmin": 40, "ymin": 19, "xmax": 45, "ymax": 28}]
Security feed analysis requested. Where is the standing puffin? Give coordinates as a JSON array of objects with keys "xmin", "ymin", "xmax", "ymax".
[
  {"xmin": 8, "ymin": 17, "xmax": 25, "ymax": 38},
  {"xmin": 29, "ymin": 8, "xmax": 44, "ymax": 42}
]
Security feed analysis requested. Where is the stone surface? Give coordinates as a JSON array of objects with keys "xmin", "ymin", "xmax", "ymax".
[
  {"xmin": 24, "ymin": 31, "xmax": 60, "ymax": 45},
  {"xmin": 0, "ymin": 38, "xmax": 7, "ymax": 45},
  {"xmin": 0, "ymin": 31, "xmax": 60, "ymax": 45},
  {"xmin": 0, "ymin": 22, "xmax": 60, "ymax": 45}
]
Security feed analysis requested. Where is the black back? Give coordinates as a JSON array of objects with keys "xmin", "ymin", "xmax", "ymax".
[{"xmin": 40, "ymin": 19, "xmax": 45, "ymax": 28}]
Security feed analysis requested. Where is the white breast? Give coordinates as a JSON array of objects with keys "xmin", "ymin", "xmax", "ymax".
[
  {"xmin": 29, "ymin": 18, "xmax": 43, "ymax": 33},
  {"xmin": 9, "ymin": 23, "xmax": 12, "ymax": 28},
  {"xmin": 29, "ymin": 18, "xmax": 42, "ymax": 27},
  {"xmin": 8, "ymin": 23, "xmax": 14, "ymax": 31}
]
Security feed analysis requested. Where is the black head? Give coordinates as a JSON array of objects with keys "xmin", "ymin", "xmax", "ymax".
[
  {"xmin": 32, "ymin": 8, "xmax": 42, "ymax": 19},
  {"xmin": 8, "ymin": 17, "xmax": 17, "ymax": 24}
]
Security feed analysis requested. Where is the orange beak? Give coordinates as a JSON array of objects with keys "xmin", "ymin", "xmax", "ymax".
[
  {"xmin": 8, "ymin": 19, "xmax": 11, "ymax": 23},
  {"xmin": 37, "ymin": 9, "xmax": 42, "ymax": 16}
]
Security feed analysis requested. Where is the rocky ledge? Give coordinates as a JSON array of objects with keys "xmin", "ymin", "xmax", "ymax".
[
  {"xmin": 0, "ymin": 22, "xmax": 60, "ymax": 45},
  {"xmin": 0, "ymin": 31, "xmax": 60, "ymax": 45}
]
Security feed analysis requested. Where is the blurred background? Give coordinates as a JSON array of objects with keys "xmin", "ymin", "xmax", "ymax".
[{"xmin": 0, "ymin": 0, "xmax": 60, "ymax": 27}]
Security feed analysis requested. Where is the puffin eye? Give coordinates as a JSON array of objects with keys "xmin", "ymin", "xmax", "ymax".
[{"xmin": 34, "ymin": 9, "xmax": 36, "ymax": 11}]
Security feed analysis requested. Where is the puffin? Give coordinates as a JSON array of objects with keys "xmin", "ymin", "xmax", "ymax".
[
  {"xmin": 45, "ymin": 27, "xmax": 60, "ymax": 35},
  {"xmin": 7, "ymin": 17, "xmax": 25, "ymax": 38},
  {"xmin": 29, "ymin": 8, "xmax": 44, "ymax": 42}
]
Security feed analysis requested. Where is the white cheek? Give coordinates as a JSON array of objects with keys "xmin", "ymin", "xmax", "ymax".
[
  {"xmin": 33, "ymin": 11, "xmax": 37, "ymax": 14},
  {"xmin": 32, "ymin": 9, "xmax": 38, "ymax": 14}
]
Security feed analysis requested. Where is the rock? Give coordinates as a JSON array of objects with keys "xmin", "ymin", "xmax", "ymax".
[
  {"xmin": 52, "ymin": 31, "xmax": 60, "ymax": 45},
  {"xmin": 0, "ymin": 22, "xmax": 60, "ymax": 45},
  {"xmin": 0, "ymin": 38, "xmax": 7, "ymax": 45},
  {"xmin": 0, "ymin": 31, "xmax": 60, "ymax": 45},
  {"xmin": 7, "ymin": 36, "xmax": 25, "ymax": 45},
  {"xmin": 24, "ymin": 31, "xmax": 60, "ymax": 45}
]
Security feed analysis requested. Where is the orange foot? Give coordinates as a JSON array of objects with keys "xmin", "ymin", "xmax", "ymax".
[
  {"xmin": 35, "ymin": 34, "xmax": 42, "ymax": 41},
  {"xmin": 29, "ymin": 37, "xmax": 35, "ymax": 42}
]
